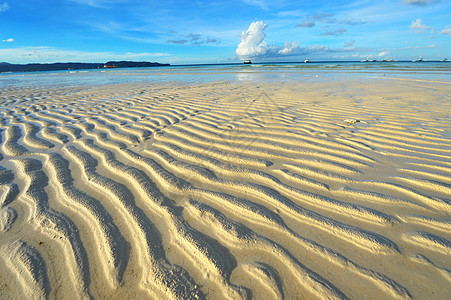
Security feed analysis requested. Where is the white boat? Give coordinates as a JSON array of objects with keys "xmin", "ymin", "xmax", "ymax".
[
  {"xmin": 243, "ymin": 60, "xmax": 252, "ymax": 64},
  {"xmin": 304, "ymin": 58, "xmax": 310, "ymax": 63},
  {"xmin": 413, "ymin": 56, "xmax": 423, "ymax": 62}
]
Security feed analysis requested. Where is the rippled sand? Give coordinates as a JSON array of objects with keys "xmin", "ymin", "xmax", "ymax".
[{"xmin": 0, "ymin": 78, "xmax": 450, "ymax": 299}]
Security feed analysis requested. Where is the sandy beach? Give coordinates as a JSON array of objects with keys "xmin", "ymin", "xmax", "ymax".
[{"xmin": 0, "ymin": 77, "xmax": 450, "ymax": 299}]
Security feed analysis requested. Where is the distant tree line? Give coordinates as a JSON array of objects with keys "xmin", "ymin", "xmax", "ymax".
[{"xmin": 0, "ymin": 61, "xmax": 170, "ymax": 73}]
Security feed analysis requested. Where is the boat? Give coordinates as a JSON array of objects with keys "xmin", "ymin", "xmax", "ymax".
[
  {"xmin": 304, "ymin": 58, "xmax": 310, "ymax": 63},
  {"xmin": 243, "ymin": 60, "xmax": 252, "ymax": 64},
  {"xmin": 412, "ymin": 56, "xmax": 423, "ymax": 62},
  {"xmin": 103, "ymin": 63, "xmax": 116, "ymax": 68},
  {"xmin": 442, "ymin": 58, "xmax": 448, "ymax": 62}
]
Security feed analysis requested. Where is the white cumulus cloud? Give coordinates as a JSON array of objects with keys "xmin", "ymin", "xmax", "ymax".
[
  {"xmin": 2, "ymin": 38, "xmax": 14, "ymax": 42},
  {"xmin": 235, "ymin": 21, "xmax": 357, "ymax": 61},
  {"xmin": 378, "ymin": 51, "xmax": 389, "ymax": 57},
  {"xmin": 409, "ymin": 19, "xmax": 431, "ymax": 33},
  {"xmin": 236, "ymin": 21, "xmax": 269, "ymax": 58},
  {"xmin": 277, "ymin": 42, "xmax": 301, "ymax": 55}
]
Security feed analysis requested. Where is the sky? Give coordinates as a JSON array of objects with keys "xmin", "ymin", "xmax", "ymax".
[{"xmin": 0, "ymin": 0, "xmax": 450, "ymax": 64}]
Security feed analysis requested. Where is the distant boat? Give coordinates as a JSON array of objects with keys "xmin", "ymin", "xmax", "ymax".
[
  {"xmin": 243, "ymin": 60, "xmax": 252, "ymax": 64},
  {"xmin": 304, "ymin": 58, "xmax": 310, "ymax": 63},
  {"xmin": 103, "ymin": 63, "xmax": 116, "ymax": 68},
  {"xmin": 442, "ymin": 58, "xmax": 448, "ymax": 62},
  {"xmin": 412, "ymin": 56, "xmax": 423, "ymax": 62}
]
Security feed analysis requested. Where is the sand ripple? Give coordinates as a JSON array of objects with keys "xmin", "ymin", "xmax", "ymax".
[{"xmin": 0, "ymin": 80, "xmax": 450, "ymax": 299}]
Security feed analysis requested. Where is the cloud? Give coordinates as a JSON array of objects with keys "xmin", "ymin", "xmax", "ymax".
[
  {"xmin": 320, "ymin": 28, "xmax": 346, "ymax": 36},
  {"xmin": 242, "ymin": 0, "xmax": 271, "ymax": 10},
  {"xmin": 409, "ymin": 19, "xmax": 431, "ymax": 33},
  {"xmin": 378, "ymin": 51, "xmax": 390, "ymax": 57},
  {"xmin": 310, "ymin": 12, "xmax": 335, "ymax": 21},
  {"xmin": 188, "ymin": 33, "xmax": 202, "ymax": 42},
  {"xmin": 296, "ymin": 21, "xmax": 315, "ymax": 28},
  {"xmin": 167, "ymin": 33, "xmax": 219, "ymax": 46},
  {"xmin": 0, "ymin": 46, "xmax": 170, "ymax": 63},
  {"xmin": 236, "ymin": 21, "xmax": 355, "ymax": 60},
  {"xmin": 0, "ymin": 2, "xmax": 8, "ymax": 12},
  {"xmin": 440, "ymin": 26, "xmax": 451, "ymax": 36},
  {"xmin": 277, "ymin": 42, "xmax": 301, "ymax": 55},
  {"xmin": 296, "ymin": 12, "xmax": 367, "ymax": 27},
  {"xmin": 340, "ymin": 19, "xmax": 367, "ymax": 26},
  {"xmin": 67, "ymin": 0, "xmax": 130, "ymax": 9},
  {"xmin": 236, "ymin": 21, "xmax": 268, "ymax": 58},
  {"xmin": 344, "ymin": 39, "xmax": 355, "ymax": 47},
  {"xmin": 2, "ymin": 38, "xmax": 14, "ymax": 42},
  {"xmin": 206, "ymin": 38, "xmax": 219, "ymax": 44},
  {"xmin": 167, "ymin": 40, "xmax": 188, "ymax": 44},
  {"xmin": 403, "ymin": 0, "xmax": 436, "ymax": 6},
  {"xmin": 277, "ymin": 10, "xmax": 304, "ymax": 17},
  {"xmin": 398, "ymin": 44, "xmax": 436, "ymax": 50}
]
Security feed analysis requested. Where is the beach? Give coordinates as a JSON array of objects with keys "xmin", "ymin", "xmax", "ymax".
[{"xmin": 0, "ymin": 70, "xmax": 450, "ymax": 299}]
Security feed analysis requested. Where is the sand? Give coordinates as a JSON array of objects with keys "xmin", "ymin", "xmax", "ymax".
[{"xmin": 0, "ymin": 78, "xmax": 450, "ymax": 299}]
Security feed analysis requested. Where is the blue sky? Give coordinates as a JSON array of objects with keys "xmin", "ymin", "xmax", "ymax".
[{"xmin": 0, "ymin": 0, "xmax": 450, "ymax": 64}]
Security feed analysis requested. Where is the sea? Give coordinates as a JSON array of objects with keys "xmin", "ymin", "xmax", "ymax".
[{"xmin": 1, "ymin": 61, "xmax": 450, "ymax": 88}]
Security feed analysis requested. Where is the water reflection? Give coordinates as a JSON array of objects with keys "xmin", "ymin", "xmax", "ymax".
[{"xmin": 1, "ymin": 62, "xmax": 450, "ymax": 88}]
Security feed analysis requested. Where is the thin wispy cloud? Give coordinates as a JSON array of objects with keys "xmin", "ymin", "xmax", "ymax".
[
  {"xmin": 298, "ymin": 12, "xmax": 366, "ymax": 30},
  {"xmin": 167, "ymin": 33, "xmax": 219, "ymax": 46},
  {"xmin": 340, "ymin": 19, "xmax": 367, "ymax": 25},
  {"xmin": 439, "ymin": 26, "xmax": 451, "ymax": 36},
  {"xmin": 398, "ymin": 44, "xmax": 436, "ymax": 49},
  {"xmin": 296, "ymin": 21, "xmax": 315, "ymax": 28},
  {"xmin": 167, "ymin": 40, "xmax": 188, "ymax": 45},
  {"xmin": 242, "ymin": 0, "xmax": 271, "ymax": 10},
  {"xmin": 0, "ymin": 2, "xmax": 8, "ymax": 12},
  {"xmin": 277, "ymin": 10, "xmax": 304, "ymax": 17},
  {"xmin": 2, "ymin": 38, "xmax": 14, "ymax": 42},
  {"xmin": 0, "ymin": 46, "xmax": 170, "ymax": 63},
  {"xmin": 344, "ymin": 39, "xmax": 355, "ymax": 47},
  {"xmin": 320, "ymin": 28, "xmax": 346, "ymax": 36},
  {"xmin": 403, "ymin": 0, "xmax": 437, "ymax": 6},
  {"xmin": 67, "ymin": 0, "xmax": 130, "ymax": 9},
  {"xmin": 309, "ymin": 12, "xmax": 334, "ymax": 21}
]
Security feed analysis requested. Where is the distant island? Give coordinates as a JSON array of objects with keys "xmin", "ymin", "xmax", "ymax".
[{"xmin": 0, "ymin": 61, "xmax": 170, "ymax": 73}]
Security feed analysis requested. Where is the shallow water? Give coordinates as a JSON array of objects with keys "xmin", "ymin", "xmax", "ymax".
[{"xmin": 0, "ymin": 61, "xmax": 450, "ymax": 88}]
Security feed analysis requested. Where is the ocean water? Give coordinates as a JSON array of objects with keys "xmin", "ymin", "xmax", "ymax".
[{"xmin": 1, "ymin": 61, "xmax": 450, "ymax": 88}]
